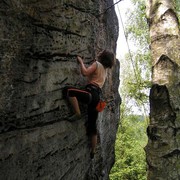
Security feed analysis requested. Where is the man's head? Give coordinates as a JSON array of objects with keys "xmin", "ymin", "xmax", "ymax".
[{"xmin": 98, "ymin": 50, "xmax": 115, "ymax": 68}]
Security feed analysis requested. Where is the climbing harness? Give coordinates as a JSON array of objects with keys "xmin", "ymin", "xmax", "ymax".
[
  {"xmin": 86, "ymin": 83, "xmax": 107, "ymax": 112},
  {"xmin": 96, "ymin": 86, "xmax": 106, "ymax": 112}
]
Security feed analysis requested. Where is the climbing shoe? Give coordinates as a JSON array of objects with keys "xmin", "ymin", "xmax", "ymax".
[{"xmin": 67, "ymin": 113, "xmax": 81, "ymax": 122}]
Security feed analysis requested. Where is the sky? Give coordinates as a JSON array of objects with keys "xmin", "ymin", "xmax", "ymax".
[{"xmin": 114, "ymin": 0, "xmax": 134, "ymax": 59}]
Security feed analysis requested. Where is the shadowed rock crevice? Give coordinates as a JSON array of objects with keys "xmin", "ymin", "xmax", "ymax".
[{"xmin": 145, "ymin": 82, "xmax": 180, "ymax": 179}]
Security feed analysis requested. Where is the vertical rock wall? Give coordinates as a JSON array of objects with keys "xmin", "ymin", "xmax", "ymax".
[
  {"xmin": 0, "ymin": 0, "xmax": 120, "ymax": 179},
  {"xmin": 145, "ymin": 0, "xmax": 180, "ymax": 179}
]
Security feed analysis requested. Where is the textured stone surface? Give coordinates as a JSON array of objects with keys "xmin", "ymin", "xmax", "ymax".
[
  {"xmin": 145, "ymin": 0, "xmax": 180, "ymax": 179},
  {"xmin": 0, "ymin": 0, "xmax": 120, "ymax": 179}
]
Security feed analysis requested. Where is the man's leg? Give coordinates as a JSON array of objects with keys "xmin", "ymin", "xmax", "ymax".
[
  {"xmin": 67, "ymin": 87, "xmax": 91, "ymax": 121},
  {"xmin": 90, "ymin": 133, "xmax": 97, "ymax": 158},
  {"xmin": 88, "ymin": 107, "xmax": 99, "ymax": 159},
  {"xmin": 68, "ymin": 96, "xmax": 81, "ymax": 115}
]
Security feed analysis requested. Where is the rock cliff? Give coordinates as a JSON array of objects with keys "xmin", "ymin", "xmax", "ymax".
[
  {"xmin": 0, "ymin": 0, "xmax": 120, "ymax": 179},
  {"xmin": 145, "ymin": 0, "xmax": 180, "ymax": 179}
]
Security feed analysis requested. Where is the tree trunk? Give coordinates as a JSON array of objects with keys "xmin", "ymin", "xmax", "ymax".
[{"xmin": 145, "ymin": 0, "xmax": 180, "ymax": 179}]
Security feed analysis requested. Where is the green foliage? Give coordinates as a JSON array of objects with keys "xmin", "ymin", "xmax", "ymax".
[
  {"xmin": 126, "ymin": 0, "xmax": 150, "ymax": 49},
  {"xmin": 110, "ymin": 0, "xmax": 150, "ymax": 179},
  {"xmin": 121, "ymin": 0, "xmax": 151, "ymax": 109},
  {"xmin": 174, "ymin": 0, "xmax": 180, "ymax": 19},
  {"xmin": 111, "ymin": 0, "xmax": 180, "ymax": 179},
  {"xmin": 110, "ymin": 115, "xmax": 147, "ymax": 180},
  {"xmin": 119, "ymin": 0, "xmax": 150, "ymax": 117},
  {"xmin": 124, "ymin": 52, "xmax": 151, "ymax": 109}
]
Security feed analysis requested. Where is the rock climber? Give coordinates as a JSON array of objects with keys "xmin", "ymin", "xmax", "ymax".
[{"xmin": 63, "ymin": 50, "xmax": 115, "ymax": 159}]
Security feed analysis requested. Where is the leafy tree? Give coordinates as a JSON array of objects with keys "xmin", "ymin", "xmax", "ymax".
[
  {"xmin": 110, "ymin": 0, "xmax": 150, "ymax": 179},
  {"xmin": 125, "ymin": 0, "xmax": 151, "ymax": 108},
  {"xmin": 110, "ymin": 113, "xmax": 147, "ymax": 180}
]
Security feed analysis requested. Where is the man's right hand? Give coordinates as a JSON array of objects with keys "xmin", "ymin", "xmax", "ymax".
[{"xmin": 77, "ymin": 56, "xmax": 83, "ymax": 64}]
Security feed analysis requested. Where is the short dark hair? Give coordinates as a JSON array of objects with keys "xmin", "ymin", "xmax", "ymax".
[{"xmin": 97, "ymin": 50, "xmax": 115, "ymax": 68}]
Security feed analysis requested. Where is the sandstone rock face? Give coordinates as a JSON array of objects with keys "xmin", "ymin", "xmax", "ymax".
[
  {"xmin": 145, "ymin": 1, "xmax": 180, "ymax": 179},
  {"xmin": 0, "ymin": 1, "xmax": 120, "ymax": 179}
]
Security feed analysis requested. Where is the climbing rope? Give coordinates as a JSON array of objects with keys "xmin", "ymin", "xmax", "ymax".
[
  {"xmin": 97, "ymin": 0, "xmax": 123, "ymax": 17},
  {"xmin": 116, "ymin": 0, "xmax": 149, "ymax": 119},
  {"xmin": 115, "ymin": 0, "xmax": 139, "ymax": 84}
]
